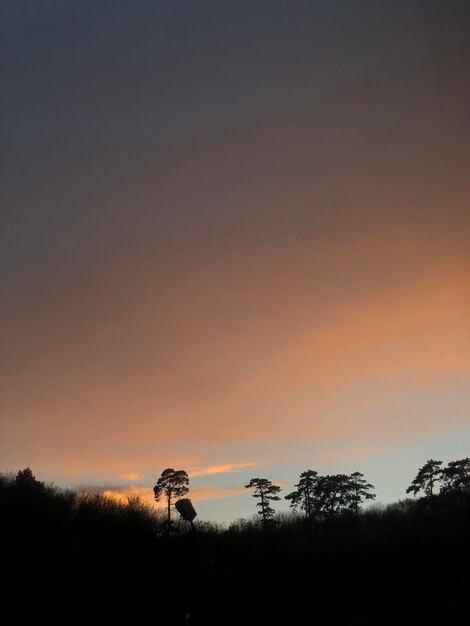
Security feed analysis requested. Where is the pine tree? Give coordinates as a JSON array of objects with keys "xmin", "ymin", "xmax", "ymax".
[
  {"xmin": 441, "ymin": 458, "xmax": 470, "ymax": 494},
  {"xmin": 314, "ymin": 474, "xmax": 351, "ymax": 520},
  {"xmin": 285, "ymin": 470, "xmax": 318, "ymax": 520},
  {"xmin": 245, "ymin": 478, "xmax": 281, "ymax": 528},
  {"xmin": 153, "ymin": 468, "xmax": 189, "ymax": 527},
  {"xmin": 406, "ymin": 459, "xmax": 443, "ymax": 498},
  {"xmin": 347, "ymin": 471, "xmax": 375, "ymax": 516}
]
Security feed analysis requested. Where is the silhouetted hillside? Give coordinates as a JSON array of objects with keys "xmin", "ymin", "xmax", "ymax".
[{"xmin": 1, "ymin": 469, "xmax": 469, "ymax": 625}]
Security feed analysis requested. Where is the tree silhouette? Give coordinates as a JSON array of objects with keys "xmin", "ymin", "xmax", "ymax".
[
  {"xmin": 285, "ymin": 470, "xmax": 318, "ymax": 520},
  {"xmin": 153, "ymin": 468, "xmax": 189, "ymax": 527},
  {"xmin": 440, "ymin": 457, "xmax": 470, "ymax": 494},
  {"xmin": 245, "ymin": 478, "xmax": 281, "ymax": 527},
  {"xmin": 347, "ymin": 472, "xmax": 376, "ymax": 516},
  {"xmin": 406, "ymin": 459, "xmax": 443, "ymax": 497},
  {"xmin": 15, "ymin": 467, "xmax": 45, "ymax": 493},
  {"xmin": 313, "ymin": 474, "xmax": 352, "ymax": 520}
]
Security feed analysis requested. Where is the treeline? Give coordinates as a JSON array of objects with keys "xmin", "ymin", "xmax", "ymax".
[
  {"xmin": 2, "ymin": 458, "xmax": 469, "ymax": 539},
  {"xmin": 243, "ymin": 457, "xmax": 469, "ymax": 527},
  {"xmin": 1, "ymin": 467, "xmax": 163, "ymax": 547},
  {"xmin": 245, "ymin": 470, "xmax": 375, "ymax": 527},
  {"xmin": 406, "ymin": 457, "xmax": 470, "ymax": 496},
  {"xmin": 1, "ymin": 460, "xmax": 469, "ymax": 625},
  {"xmin": 151, "ymin": 458, "xmax": 470, "ymax": 531}
]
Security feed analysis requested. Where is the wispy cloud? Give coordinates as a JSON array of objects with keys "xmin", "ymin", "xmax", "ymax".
[
  {"xmin": 117, "ymin": 471, "xmax": 145, "ymax": 481},
  {"xmin": 189, "ymin": 461, "xmax": 257, "ymax": 477},
  {"xmin": 100, "ymin": 483, "xmax": 246, "ymax": 506}
]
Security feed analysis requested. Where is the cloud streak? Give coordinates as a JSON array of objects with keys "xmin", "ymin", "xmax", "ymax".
[
  {"xmin": 188, "ymin": 462, "xmax": 257, "ymax": 477},
  {"xmin": 117, "ymin": 472, "xmax": 145, "ymax": 481},
  {"xmin": 99, "ymin": 483, "xmax": 246, "ymax": 507}
]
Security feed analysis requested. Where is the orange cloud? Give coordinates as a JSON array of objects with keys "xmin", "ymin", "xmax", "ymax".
[
  {"xmin": 102, "ymin": 483, "xmax": 246, "ymax": 507},
  {"xmin": 117, "ymin": 471, "xmax": 145, "ymax": 481},
  {"xmin": 188, "ymin": 462, "xmax": 257, "ymax": 477}
]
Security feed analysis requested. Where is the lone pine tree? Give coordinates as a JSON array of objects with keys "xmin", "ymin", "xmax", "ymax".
[
  {"xmin": 245, "ymin": 478, "xmax": 281, "ymax": 527},
  {"xmin": 153, "ymin": 468, "xmax": 189, "ymax": 527}
]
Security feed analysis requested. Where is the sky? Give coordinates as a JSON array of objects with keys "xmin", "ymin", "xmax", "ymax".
[{"xmin": 1, "ymin": 0, "xmax": 469, "ymax": 523}]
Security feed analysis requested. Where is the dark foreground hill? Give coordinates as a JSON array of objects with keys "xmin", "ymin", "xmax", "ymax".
[{"xmin": 1, "ymin": 471, "xmax": 469, "ymax": 625}]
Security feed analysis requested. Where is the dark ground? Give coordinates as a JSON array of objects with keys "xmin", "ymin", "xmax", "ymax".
[{"xmin": 1, "ymin": 477, "xmax": 469, "ymax": 625}]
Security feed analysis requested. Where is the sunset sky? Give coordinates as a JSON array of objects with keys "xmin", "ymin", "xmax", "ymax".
[{"xmin": 1, "ymin": 1, "xmax": 469, "ymax": 523}]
